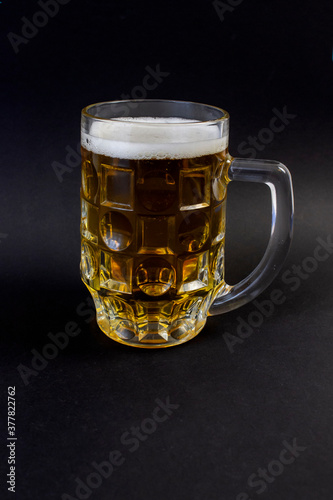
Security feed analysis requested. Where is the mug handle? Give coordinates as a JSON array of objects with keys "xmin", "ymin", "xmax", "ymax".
[{"xmin": 209, "ymin": 156, "xmax": 294, "ymax": 316}]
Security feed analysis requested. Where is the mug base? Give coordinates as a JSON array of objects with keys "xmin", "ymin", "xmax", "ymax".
[
  {"xmin": 100, "ymin": 323, "xmax": 206, "ymax": 349},
  {"xmin": 85, "ymin": 284, "xmax": 209, "ymax": 348}
]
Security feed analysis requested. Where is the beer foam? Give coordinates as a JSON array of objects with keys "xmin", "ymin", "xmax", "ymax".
[{"xmin": 81, "ymin": 117, "xmax": 228, "ymax": 159}]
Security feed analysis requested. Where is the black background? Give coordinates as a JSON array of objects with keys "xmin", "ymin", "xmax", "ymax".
[{"xmin": 1, "ymin": 1, "xmax": 333, "ymax": 499}]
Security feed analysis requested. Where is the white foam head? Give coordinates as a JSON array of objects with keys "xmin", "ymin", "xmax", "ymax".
[{"xmin": 81, "ymin": 117, "xmax": 228, "ymax": 160}]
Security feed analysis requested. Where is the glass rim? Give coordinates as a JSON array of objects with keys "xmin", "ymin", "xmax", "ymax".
[{"xmin": 81, "ymin": 99, "xmax": 230, "ymax": 126}]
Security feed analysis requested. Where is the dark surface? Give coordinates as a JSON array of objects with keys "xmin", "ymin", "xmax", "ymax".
[{"xmin": 1, "ymin": 1, "xmax": 333, "ymax": 499}]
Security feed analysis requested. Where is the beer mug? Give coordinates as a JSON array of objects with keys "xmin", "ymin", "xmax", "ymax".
[{"xmin": 80, "ymin": 100, "xmax": 293, "ymax": 348}]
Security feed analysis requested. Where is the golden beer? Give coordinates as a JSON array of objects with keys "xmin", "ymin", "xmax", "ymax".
[{"xmin": 80, "ymin": 115, "xmax": 229, "ymax": 347}]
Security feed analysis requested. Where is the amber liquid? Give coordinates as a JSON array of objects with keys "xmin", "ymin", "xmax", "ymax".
[{"xmin": 80, "ymin": 146, "xmax": 228, "ymax": 347}]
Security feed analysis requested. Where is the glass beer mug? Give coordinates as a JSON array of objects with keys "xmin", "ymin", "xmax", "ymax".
[{"xmin": 80, "ymin": 100, "xmax": 293, "ymax": 348}]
